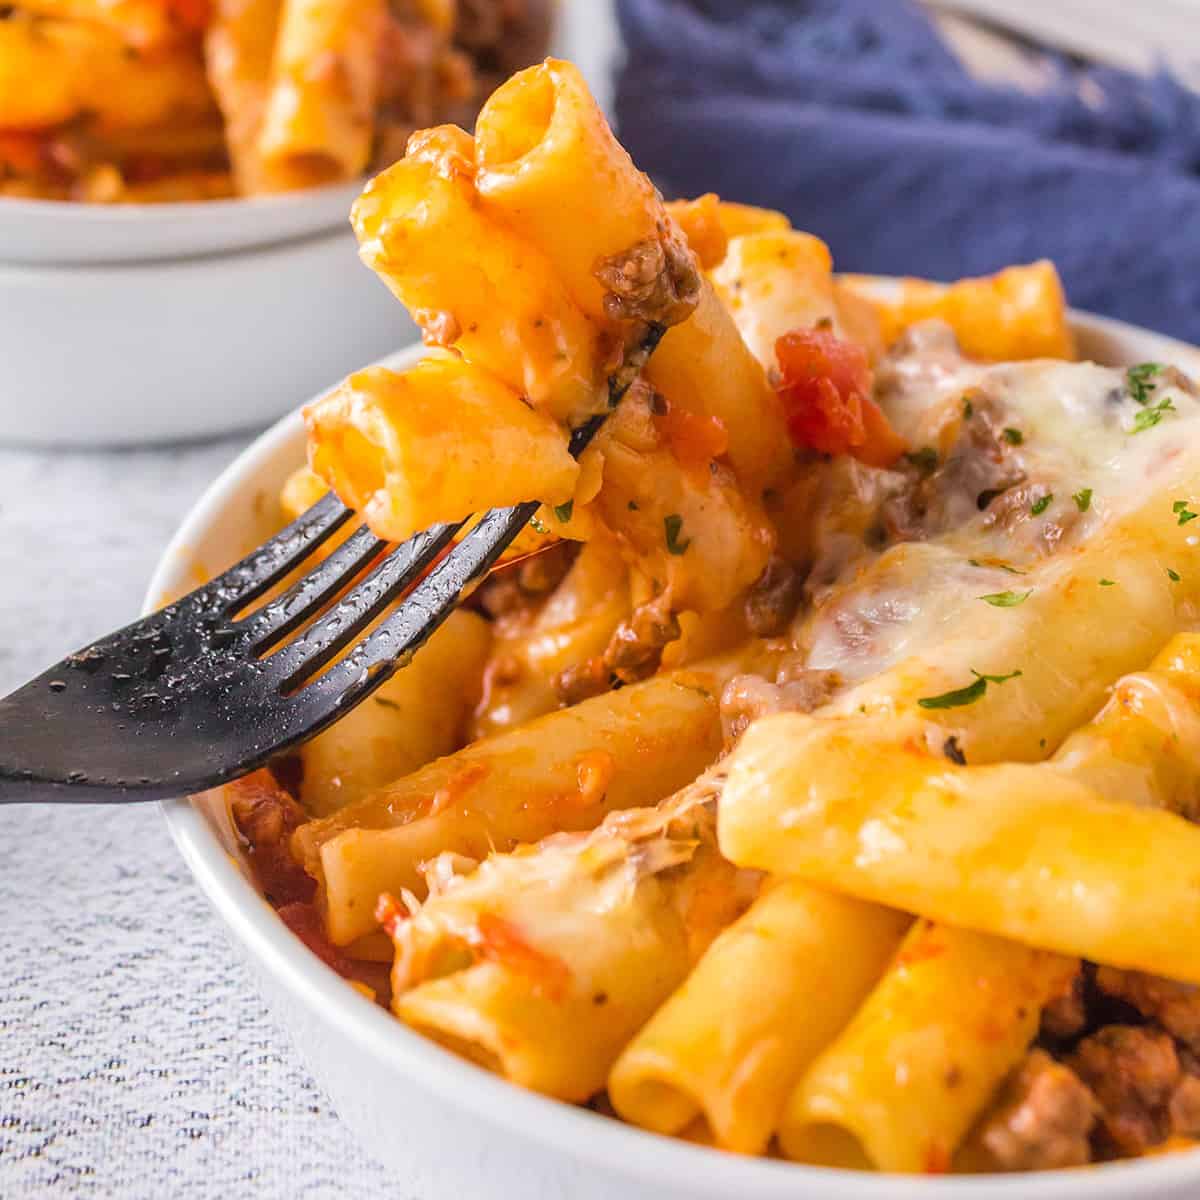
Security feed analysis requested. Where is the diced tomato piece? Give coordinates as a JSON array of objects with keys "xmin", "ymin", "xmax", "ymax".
[
  {"xmin": 775, "ymin": 328, "xmax": 905, "ymax": 467},
  {"xmin": 473, "ymin": 912, "xmax": 571, "ymax": 1001},
  {"xmin": 653, "ymin": 399, "xmax": 730, "ymax": 467}
]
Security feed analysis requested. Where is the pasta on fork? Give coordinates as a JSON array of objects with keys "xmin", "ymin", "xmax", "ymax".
[{"xmin": 233, "ymin": 59, "xmax": 1200, "ymax": 1176}]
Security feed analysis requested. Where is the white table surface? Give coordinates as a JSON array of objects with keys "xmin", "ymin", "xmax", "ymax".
[{"xmin": 0, "ymin": 439, "xmax": 400, "ymax": 1198}]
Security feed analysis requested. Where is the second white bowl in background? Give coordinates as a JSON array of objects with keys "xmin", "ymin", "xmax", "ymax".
[{"xmin": 0, "ymin": 231, "xmax": 411, "ymax": 447}]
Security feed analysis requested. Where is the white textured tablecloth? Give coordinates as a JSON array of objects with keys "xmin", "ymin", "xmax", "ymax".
[{"xmin": 0, "ymin": 442, "xmax": 402, "ymax": 1198}]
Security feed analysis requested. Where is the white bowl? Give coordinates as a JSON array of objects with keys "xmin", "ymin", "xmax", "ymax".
[
  {"xmin": 0, "ymin": 229, "xmax": 411, "ymax": 446},
  {"xmin": 150, "ymin": 318, "xmax": 1200, "ymax": 1197},
  {"xmin": 0, "ymin": 2, "xmax": 612, "ymax": 448}
]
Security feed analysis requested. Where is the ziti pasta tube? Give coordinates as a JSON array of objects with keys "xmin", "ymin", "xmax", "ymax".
[
  {"xmin": 780, "ymin": 922, "xmax": 1076, "ymax": 1173},
  {"xmin": 381, "ymin": 778, "xmax": 749, "ymax": 1102},
  {"xmin": 257, "ymin": 0, "xmax": 386, "ymax": 186},
  {"xmin": 777, "ymin": 631, "xmax": 1200, "ymax": 1171},
  {"xmin": 299, "ymin": 609, "xmax": 492, "ymax": 817},
  {"xmin": 474, "ymin": 60, "xmax": 788, "ymax": 487},
  {"xmin": 839, "ymin": 261, "xmax": 1076, "ymax": 362},
  {"xmin": 351, "ymin": 125, "xmax": 607, "ymax": 426},
  {"xmin": 711, "ymin": 231, "xmax": 841, "ymax": 370},
  {"xmin": 295, "ymin": 646, "xmax": 780, "ymax": 945},
  {"xmin": 608, "ymin": 881, "xmax": 909, "ymax": 1153},
  {"xmin": 472, "ymin": 538, "xmax": 631, "ymax": 739},
  {"xmin": 305, "ymin": 356, "xmax": 580, "ymax": 544},
  {"xmin": 205, "ymin": 0, "xmax": 282, "ymax": 193},
  {"xmin": 719, "ymin": 704, "xmax": 1200, "ymax": 984}
]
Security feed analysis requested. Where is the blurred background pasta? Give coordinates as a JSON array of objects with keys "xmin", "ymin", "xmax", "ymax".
[{"xmin": 0, "ymin": 0, "xmax": 553, "ymax": 202}]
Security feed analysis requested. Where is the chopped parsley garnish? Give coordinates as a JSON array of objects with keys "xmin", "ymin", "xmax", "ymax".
[
  {"xmin": 1131, "ymin": 396, "xmax": 1175, "ymax": 433},
  {"xmin": 905, "ymin": 446, "xmax": 939, "ymax": 475},
  {"xmin": 627, "ymin": 500, "xmax": 639, "ymax": 511},
  {"xmin": 664, "ymin": 513, "xmax": 691, "ymax": 555},
  {"xmin": 1168, "ymin": 568, "xmax": 1182, "ymax": 582},
  {"xmin": 962, "ymin": 397, "xmax": 974, "ymax": 419},
  {"xmin": 1127, "ymin": 362, "xmax": 1164, "ymax": 406},
  {"xmin": 1002, "ymin": 427, "xmax": 1024, "ymax": 445},
  {"xmin": 1099, "ymin": 579, "xmax": 1115, "ymax": 587},
  {"xmin": 968, "ymin": 558, "xmax": 1027, "ymax": 575},
  {"xmin": 1174, "ymin": 500, "xmax": 1198, "ymax": 526},
  {"xmin": 1030, "ymin": 494, "xmax": 1053, "ymax": 516},
  {"xmin": 918, "ymin": 669, "xmax": 1022, "ymax": 710},
  {"xmin": 979, "ymin": 590, "xmax": 1032, "ymax": 607},
  {"xmin": 529, "ymin": 514, "xmax": 550, "ymax": 535},
  {"xmin": 553, "ymin": 500, "xmax": 574, "ymax": 523},
  {"xmin": 1072, "ymin": 488, "xmax": 1093, "ymax": 512}
]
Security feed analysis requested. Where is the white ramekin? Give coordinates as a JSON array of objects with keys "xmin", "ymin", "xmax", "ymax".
[
  {"xmin": 0, "ymin": 2, "xmax": 612, "ymax": 449},
  {"xmin": 149, "ymin": 315, "xmax": 1200, "ymax": 1199},
  {"xmin": 0, "ymin": 233, "xmax": 411, "ymax": 447}
]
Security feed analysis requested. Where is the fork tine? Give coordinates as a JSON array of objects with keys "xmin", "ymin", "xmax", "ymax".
[
  {"xmin": 234, "ymin": 522, "xmax": 388, "ymax": 653},
  {"xmin": 286, "ymin": 500, "xmax": 537, "ymax": 698},
  {"xmin": 199, "ymin": 489, "xmax": 355, "ymax": 613},
  {"xmin": 260, "ymin": 517, "xmax": 464, "ymax": 687}
]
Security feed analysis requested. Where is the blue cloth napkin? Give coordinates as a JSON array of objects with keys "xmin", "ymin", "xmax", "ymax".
[{"xmin": 615, "ymin": 0, "xmax": 1200, "ymax": 344}]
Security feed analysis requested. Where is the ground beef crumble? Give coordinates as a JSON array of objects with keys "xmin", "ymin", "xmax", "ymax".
[
  {"xmin": 1095, "ymin": 968, "xmax": 1200, "ymax": 1052},
  {"xmin": 228, "ymin": 770, "xmax": 314, "ymax": 907},
  {"xmin": 602, "ymin": 591, "xmax": 682, "ymax": 685},
  {"xmin": 1069, "ymin": 1024, "xmax": 1183, "ymax": 1156},
  {"xmin": 1041, "ymin": 967, "xmax": 1090, "ymax": 1040},
  {"xmin": 969, "ymin": 1049, "xmax": 1099, "ymax": 1171},
  {"xmin": 594, "ymin": 226, "xmax": 701, "ymax": 327},
  {"xmin": 719, "ymin": 665, "xmax": 841, "ymax": 748},
  {"xmin": 743, "ymin": 554, "xmax": 805, "ymax": 637}
]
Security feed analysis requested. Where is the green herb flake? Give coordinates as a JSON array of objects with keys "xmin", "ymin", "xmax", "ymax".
[
  {"xmin": 1127, "ymin": 362, "xmax": 1163, "ymax": 405},
  {"xmin": 374, "ymin": 697, "xmax": 402, "ymax": 712},
  {"xmin": 553, "ymin": 500, "xmax": 574, "ymax": 524},
  {"xmin": 1002, "ymin": 427, "xmax": 1024, "ymax": 445},
  {"xmin": 1099, "ymin": 579, "xmax": 1116, "ymax": 587},
  {"xmin": 627, "ymin": 500, "xmax": 639, "ymax": 511},
  {"xmin": 905, "ymin": 446, "xmax": 939, "ymax": 475},
  {"xmin": 529, "ymin": 514, "xmax": 550, "ymax": 535},
  {"xmin": 918, "ymin": 668, "xmax": 1022, "ymax": 711},
  {"xmin": 968, "ymin": 558, "xmax": 1027, "ymax": 575},
  {"xmin": 979, "ymin": 590, "xmax": 1032, "ymax": 607},
  {"xmin": 1131, "ymin": 397, "xmax": 1176, "ymax": 433},
  {"xmin": 1174, "ymin": 500, "xmax": 1198, "ymax": 526},
  {"xmin": 1030, "ymin": 494, "xmax": 1053, "ymax": 516},
  {"xmin": 962, "ymin": 397, "xmax": 974, "ymax": 419},
  {"xmin": 1073, "ymin": 488, "xmax": 1093, "ymax": 512},
  {"xmin": 1168, "ymin": 568, "xmax": 1182, "ymax": 582},
  {"xmin": 664, "ymin": 513, "xmax": 691, "ymax": 555}
]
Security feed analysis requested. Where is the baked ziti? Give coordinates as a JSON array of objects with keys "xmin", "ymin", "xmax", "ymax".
[{"xmin": 227, "ymin": 59, "xmax": 1200, "ymax": 1175}]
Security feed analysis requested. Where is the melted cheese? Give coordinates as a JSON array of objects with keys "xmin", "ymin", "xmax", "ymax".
[{"xmin": 794, "ymin": 334, "xmax": 1200, "ymax": 752}]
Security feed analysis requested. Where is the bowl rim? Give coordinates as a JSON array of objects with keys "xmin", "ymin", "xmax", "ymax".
[
  {"xmin": 152, "ymin": 313, "xmax": 1200, "ymax": 1198},
  {"xmin": 0, "ymin": 177, "xmax": 366, "ymax": 266},
  {"xmin": 0, "ymin": 176, "xmax": 362, "ymax": 221}
]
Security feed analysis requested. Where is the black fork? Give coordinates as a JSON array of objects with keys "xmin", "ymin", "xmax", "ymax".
[{"xmin": 0, "ymin": 327, "xmax": 664, "ymax": 804}]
